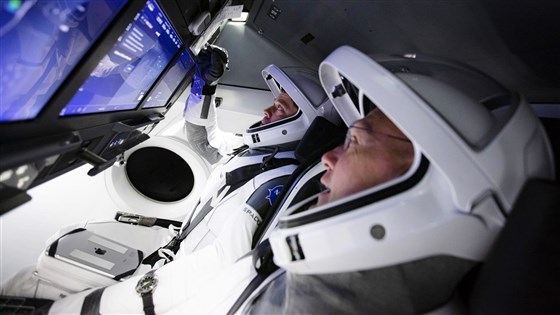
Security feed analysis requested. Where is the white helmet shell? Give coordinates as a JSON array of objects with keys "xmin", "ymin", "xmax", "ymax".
[
  {"xmin": 242, "ymin": 65, "xmax": 340, "ymax": 147},
  {"xmin": 269, "ymin": 46, "xmax": 555, "ymax": 274}
]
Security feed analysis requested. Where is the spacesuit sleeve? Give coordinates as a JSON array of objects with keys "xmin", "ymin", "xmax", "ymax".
[
  {"xmin": 47, "ymin": 174, "xmax": 292, "ymax": 314},
  {"xmin": 183, "ymin": 91, "xmax": 245, "ymax": 164},
  {"xmin": 49, "ymin": 230, "xmax": 255, "ymax": 314},
  {"xmin": 49, "ymin": 249, "xmax": 253, "ymax": 314}
]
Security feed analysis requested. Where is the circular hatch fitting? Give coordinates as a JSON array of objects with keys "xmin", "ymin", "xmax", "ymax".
[{"xmin": 125, "ymin": 147, "xmax": 194, "ymax": 202}]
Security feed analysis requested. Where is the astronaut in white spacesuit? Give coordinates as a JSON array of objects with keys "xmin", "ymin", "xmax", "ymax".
[
  {"xmin": 234, "ymin": 47, "xmax": 556, "ymax": 314},
  {"xmin": 0, "ymin": 46, "xmax": 340, "ymax": 304}
]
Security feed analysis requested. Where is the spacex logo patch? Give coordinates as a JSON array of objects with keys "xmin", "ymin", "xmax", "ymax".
[
  {"xmin": 242, "ymin": 206, "xmax": 262, "ymax": 225},
  {"xmin": 266, "ymin": 185, "xmax": 283, "ymax": 206}
]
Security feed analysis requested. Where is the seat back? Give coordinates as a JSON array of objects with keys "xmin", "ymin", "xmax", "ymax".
[{"xmin": 469, "ymin": 179, "xmax": 560, "ymax": 314}]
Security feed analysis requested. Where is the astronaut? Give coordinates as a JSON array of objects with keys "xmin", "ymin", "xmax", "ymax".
[
  {"xmin": 135, "ymin": 45, "xmax": 340, "ymax": 271},
  {"xmin": 183, "ymin": 45, "xmax": 338, "ymax": 164},
  {"xmin": 0, "ymin": 46, "xmax": 340, "ymax": 302},
  {"xmin": 236, "ymin": 46, "xmax": 556, "ymax": 314}
]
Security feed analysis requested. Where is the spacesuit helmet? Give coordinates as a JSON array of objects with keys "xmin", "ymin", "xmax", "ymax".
[
  {"xmin": 269, "ymin": 46, "xmax": 555, "ymax": 275},
  {"xmin": 242, "ymin": 65, "xmax": 340, "ymax": 148}
]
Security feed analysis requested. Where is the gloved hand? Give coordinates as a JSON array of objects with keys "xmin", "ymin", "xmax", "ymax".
[{"xmin": 196, "ymin": 45, "xmax": 229, "ymax": 88}]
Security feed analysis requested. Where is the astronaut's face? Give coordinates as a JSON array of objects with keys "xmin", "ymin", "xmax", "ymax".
[
  {"xmin": 317, "ymin": 109, "xmax": 414, "ymax": 207},
  {"xmin": 261, "ymin": 91, "xmax": 299, "ymax": 125}
]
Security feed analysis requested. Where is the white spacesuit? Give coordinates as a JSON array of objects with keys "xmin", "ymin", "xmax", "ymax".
[
  {"xmin": 98, "ymin": 45, "xmax": 555, "ymax": 315},
  {"xmin": 0, "ymin": 47, "xmax": 341, "ymax": 314}
]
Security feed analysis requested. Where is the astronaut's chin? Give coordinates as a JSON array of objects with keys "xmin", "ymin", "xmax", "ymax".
[{"xmin": 315, "ymin": 189, "xmax": 331, "ymax": 207}]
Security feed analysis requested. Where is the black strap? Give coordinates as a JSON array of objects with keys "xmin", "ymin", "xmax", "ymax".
[
  {"xmin": 200, "ymin": 94, "xmax": 212, "ymax": 117},
  {"xmin": 227, "ymin": 240, "xmax": 279, "ymax": 315},
  {"xmin": 251, "ymin": 142, "xmax": 343, "ymax": 248},
  {"xmin": 226, "ymin": 157, "xmax": 298, "ymax": 187},
  {"xmin": 252, "ymin": 239, "xmax": 278, "ymax": 276},
  {"xmin": 142, "ymin": 189, "xmax": 231, "ymax": 267},
  {"xmin": 227, "ymin": 274, "xmax": 266, "ymax": 315},
  {"xmin": 142, "ymin": 293, "xmax": 156, "ymax": 315},
  {"xmin": 229, "ymin": 144, "xmax": 249, "ymax": 156},
  {"xmin": 80, "ymin": 287, "xmax": 105, "ymax": 315},
  {"xmin": 142, "ymin": 193, "xmax": 224, "ymax": 267},
  {"xmin": 183, "ymin": 157, "xmax": 297, "ymax": 242},
  {"xmin": 141, "ymin": 201, "xmax": 201, "ymax": 267},
  {"xmin": 180, "ymin": 155, "xmax": 297, "ymax": 242},
  {"xmin": 202, "ymin": 84, "xmax": 217, "ymax": 95},
  {"xmin": 177, "ymin": 197, "xmax": 214, "ymax": 242},
  {"xmin": 151, "ymin": 218, "xmax": 182, "ymax": 228}
]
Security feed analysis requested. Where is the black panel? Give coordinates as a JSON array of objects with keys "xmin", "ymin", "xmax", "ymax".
[
  {"xmin": 126, "ymin": 147, "xmax": 195, "ymax": 202},
  {"xmin": 540, "ymin": 117, "xmax": 560, "ymax": 180},
  {"xmin": 469, "ymin": 179, "xmax": 560, "ymax": 314},
  {"xmin": 0, "ymin": 295, "xmax": 53, "ymax": 315}
]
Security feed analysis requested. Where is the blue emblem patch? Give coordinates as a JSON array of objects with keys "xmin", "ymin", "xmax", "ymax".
[{"xmin": 266, "ymin": 185, "xmax": 284, "ymax": 206}]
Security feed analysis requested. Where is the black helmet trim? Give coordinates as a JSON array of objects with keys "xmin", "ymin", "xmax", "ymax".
[
  {"xmin": 278, "ymin": 156, "xmax": 430, "ymax": 229},
  {"xmin": 246, "ymin": 110, "xmax": 303, "ymax": 132}
]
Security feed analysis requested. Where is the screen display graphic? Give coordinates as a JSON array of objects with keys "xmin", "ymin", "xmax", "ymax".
[
  {"xmin": 0, "ymin": 0, "xmax": 127, "ymax": 122},
  {"xmin": 142, "ymin": 49, "xmax": 195, "ymax": 109},
  {"xmin": 60, "ymin": 0, "xmax": 183, "ymax": 117}
]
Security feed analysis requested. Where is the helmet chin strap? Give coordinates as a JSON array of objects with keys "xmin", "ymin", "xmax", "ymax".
[{"xmin": 260, "ymin": 146, "xmax": 279, "ymax": 168}]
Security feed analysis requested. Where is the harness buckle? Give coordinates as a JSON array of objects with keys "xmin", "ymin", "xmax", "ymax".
[{"xmin": 115, "ymin": 211, "xmax": 157, "ymax": 226}]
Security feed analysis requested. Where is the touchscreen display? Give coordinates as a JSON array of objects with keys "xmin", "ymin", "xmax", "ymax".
[
  {"xmin": 60, "ymin": 0, "xmax": 182, "ymax": 116},
  {"xmin": 0, "ymin": 0, "xmax": 127, "ymax": 122},
  {"xmin": 142, "ymin": 49, "xmax": 195, "ymax": 109}
]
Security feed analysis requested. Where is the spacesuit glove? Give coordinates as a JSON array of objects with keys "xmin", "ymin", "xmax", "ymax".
[{"xmin": 196, "ymin": 45, "xmax": 229, "ymax": 95}]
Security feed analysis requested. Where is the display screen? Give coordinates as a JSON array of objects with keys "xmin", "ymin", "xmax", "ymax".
[
  {"xmin": 142, "ymin": 49, "xmax": 195, "ymax": 109},
  {"xmin": 0, "ymin": 0, "xmax": 128, "ymax": 122},
  {"xmin": 59, "ymin": 0, "xmax": 182, "ymax": 117}
]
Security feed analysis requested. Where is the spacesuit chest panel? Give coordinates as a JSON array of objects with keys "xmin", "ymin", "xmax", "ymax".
[
  {"xmin": 178, "ymin": 151, "xmax": 298, "ymax": 255},
  {"xmin": 194, "ymin": 151, "xmax": 283, "ymax": 204}
]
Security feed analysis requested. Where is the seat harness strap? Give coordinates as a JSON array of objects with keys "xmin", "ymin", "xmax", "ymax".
[{"xmin": 142, "ymin": 154, "xmax": 298, "ymax": 267}]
